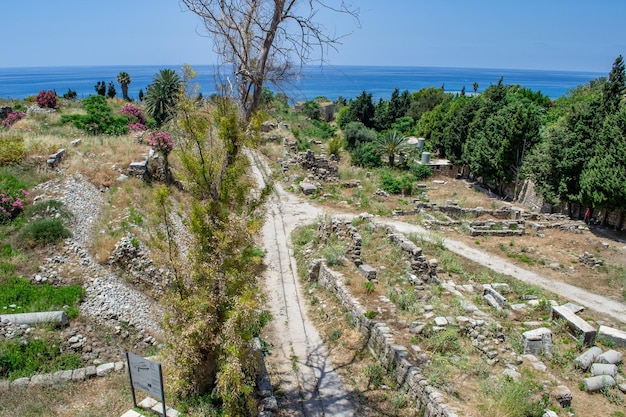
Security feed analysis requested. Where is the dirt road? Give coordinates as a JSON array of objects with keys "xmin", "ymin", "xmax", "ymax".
[
  {"xmin": 250, "ymin": 150, "xmax": 355, "ymax": 417},
  {"xmin": 249, "ymin": 150, "xmax": 625, "ymax": 416}
]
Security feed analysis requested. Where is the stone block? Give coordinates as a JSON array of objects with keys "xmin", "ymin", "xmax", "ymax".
[
  {"xmin": 483, "ymin": 284, "xmax": 507, "ymax": 309},
  {"xmin": 596, "ymin": 349, "xmax": 622, "ymax": 365},
  {"xmin": 590, "ymin": 363, "xmax": 618, "ymax": 376},
  {"xmin": 573, "ymin": 346, "xmax": 602, "ymax": 370},
  {"xmin": 550, "ymin": 305, "xmax": 596, "ymax": 346},
  {"xmin": 85, "ymin": 365, "xmax": 97, "ymax": 378},
  {"xmin": 598, "ymin": 325, "xmax": 626, "ymax": 347},
  {"xmin": 358, "ymin": 264, "xmax": 377, "ymax": 281},
  {"xmin": 582, "ymin": 375, "xmax": 615, "ymax": 392},
  {"xmin": 522, "ymin": 327, "xmax": 553, "ymax": 356},
  {"xmin": 96, "ymin": 362, "xmax": 115, "ymax": 377},
  {"xmin": 551, "ymin": 384, "xmax": 573, "ymax": 408},
  {"xmin": 434, "ymin": 317, "xmax": 448, "ymax": 326},
  {"xmin": 72, "ymin": 368, "xmax": 86, "ymax": 382},
  {"xmin": 11, "ymin": 377, "xmax": 30, "ymax": 387}
]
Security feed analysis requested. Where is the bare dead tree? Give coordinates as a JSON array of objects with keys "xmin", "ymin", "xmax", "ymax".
[{"xmin": 181, "ymin": 0, "xmax": 359, "ymax": 122}]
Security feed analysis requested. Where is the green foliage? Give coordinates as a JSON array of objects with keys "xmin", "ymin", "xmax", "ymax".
[
  {"xmin": 0, "ymin": 338, "xmax": 83, "ymax": 380},
  {"xmin": 301, "ymin": 100, "xmax": 321, "ymax": 120},
  {"xmin": 478, "ymin": 377, "xmax": 548, "ymax": 417},
  {"xmin": 349, "ymin": 141, "xmax": 382, "ymax": 168},
  {"xmin": 343, "ymin": 121, "xmax": 377, "ymax": 150},
  {"xmin": 424, "ymin": 327, "xmax": 462, "ymax": 354},
  {"xmin": 19, "ymin": 218, "xmax": 72, "ymax": 246},
  {"xmin": 364, "ymin": 310, "xmax": 378, "ymax": 319},
  {"xmin": 379, "ymin": 170, "xmax": 414, "ymax": 195},
  {"xmin": 117, "ymin": 71, "xmax": 132, "ymax": 100},
  {"xmin": 145, "ymin": 68, "xmax": 183, "ymax": 126},
  {"xmin": 340, "ymin": 90, "xmax": 375, "ymax": 129},
  {"xmin": 302, "ymin": 119, "xmax": 336, "ymax": 139},
  {"xmin": 327, "ymin": 136, "xmax": 343, "ymax": 159},
  {"xmin": 364, "ymin": 363, "xmax": 384, "ymax": 388},
  {"xmin": 322, "ymin": 243, "xmax": 345, "ymax": 266},
  {"xmin": 374, "ymin": 130, "xmax": 407, "ymax": 167},
  {"xmin": 363, "ymin": 280, "xmax": 376, "ymax": 293},
  {"xmin": 106, "ymin": 81, "xmax": 116, "ymax": 98},
  {"xmin": 0, "ymin": 276, "xmax": 85, "ymax": 319},
  {"xmin": 60, "ymin": 95, "xmax": 129, "ymax": 135},
  {"xmin": 0, "ymin": 135, "xmax": 26, "ymax": 164},
  {"xmin": 410, "ymin": 163, "xmax": 432, "ymax": 180}
]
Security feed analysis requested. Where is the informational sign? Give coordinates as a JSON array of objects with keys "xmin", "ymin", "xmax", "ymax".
[{"xmin": 126, "ymin": 351, "xmax": 166, "ymax": 416}]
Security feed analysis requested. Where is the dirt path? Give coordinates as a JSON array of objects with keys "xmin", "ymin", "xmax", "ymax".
[
  {"xmin": 385, "ymin": 220, "xmax": 626, "ymax": 324},
  {"xmin": 249, "ymin": 150, "xmax": 355, "ymax": 417},
  {"xmin": 248, "ymin": 149, "xmax": 626, "ymax": 416}
]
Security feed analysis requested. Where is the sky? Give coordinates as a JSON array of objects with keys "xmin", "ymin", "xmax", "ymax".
[{"xmin": 1, "ymin": 0, "xmax": 624, "ymax": 72}]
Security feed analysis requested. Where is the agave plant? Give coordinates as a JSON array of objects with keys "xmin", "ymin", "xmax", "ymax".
[
  {"xmin": 144, "ymin": 69, "xmax": 182, "ymax": 126},
  {"xmin": 116, "ymin": 71, "xmax": 132, "ymax": 100}
]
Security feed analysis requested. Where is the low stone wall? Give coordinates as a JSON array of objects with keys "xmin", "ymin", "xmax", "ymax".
[
  {"xmin": 309, "ymin": 260, "xmax": 458, "ymax": 417},
  {"xmin": 0, "ymin": 360, "xmax": 126, "ymax": 390}
]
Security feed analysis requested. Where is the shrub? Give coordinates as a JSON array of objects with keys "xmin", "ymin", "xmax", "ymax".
[
  {"xmin": 19, "ymin": 218, "xmax": 71, "ymax": 246},
  {"xmin": 147, "ymin": 131, "xmax": 174, "ymax": 156},
  {"xmin": 128, "ymin": 122, "xmax": 147, "ymax": 132},
  {"xmin": 36, "ymin": 90, "xmax": 57, "ymax": 109},
  {"xmin": 350, "ymin": 141, "xmax": 381, "ymax": 168},
  {"xmin": 380, "ymin": 170, "xmax": 414, "ymax": 195},
  {"xmin": 328, "ymin": 136, "xmax": 343, "ymax": 159},
  {"xmin": 0, "ymin": 188, "xmax": 27, "ymax": 223},
  {"xmin": 62, "ymin": 88, "xmax": 77, "ymax": 100},
  {"xmin": 411, "ymin": 163, "xmax": 432, "ymax": 180},
  {"xmin": 0, "ymin": 135, "xmax": 26, "ymax": 164},
  {"xmin": 119, "ymin": 103, "xmax": 147, "ymax": 124},
  {"xmin": 322, "ymin": 243, "xmax": 345, "ymax": 266},
  {"xmin": 1, "ymin": 111, "xmax": 27, "ymax": 129},
  {"xmin": 60, "ymin": 95, "xmax": 129, "ymax": 135}
]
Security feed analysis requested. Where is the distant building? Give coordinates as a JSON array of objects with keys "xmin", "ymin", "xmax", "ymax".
[{"xmin": 294, "ymin": 100, "xmax": 335, "ymax": 122}]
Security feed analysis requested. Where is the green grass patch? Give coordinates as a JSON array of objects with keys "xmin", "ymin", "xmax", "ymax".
[
  {"xmin": 478, "ymin": 377, "xmax": 548, "ymax": 417},
  {"xmin": 0, "ymin": 276, "xmax": 85, "ymax": 319},
  {"xmin": 0, "ymin": 338, "xmax": 82, "ymax": 380}
]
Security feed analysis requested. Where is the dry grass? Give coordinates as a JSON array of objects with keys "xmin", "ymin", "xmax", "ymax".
[{"xmin": 0, "ymin": 373, "xmax": 132, "ymax": 417}]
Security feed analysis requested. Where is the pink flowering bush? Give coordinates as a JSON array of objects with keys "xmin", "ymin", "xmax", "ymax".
[
  {"xmin": 1, "ymin": 111, "xmax": 26, "ymax": 129},
  {"xmin": 147, "ymin": 131, "xmax": 174, "ymax": 156},
  {"xmin": 0, "ymin": 189, "xmax": 28, "ymax": 223},
  {"xmin": 147, "ymin": 131, "xmax": 174, "ymax": 183},
  {"xmin": 120, "ymin": 104, "xmax": 147, "ymax": 125},
  {"xmin": 36, "ymin": 90, "xmax": 58, "ymax": 109},
  {"xmin": 128, "ymin": 122, "xmax": 147, "ymax": 133}
]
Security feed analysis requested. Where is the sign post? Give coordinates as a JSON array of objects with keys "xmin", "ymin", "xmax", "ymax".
[{"xmin": 126, "ymin": 351, "xmax": 167, "ymax": 417}]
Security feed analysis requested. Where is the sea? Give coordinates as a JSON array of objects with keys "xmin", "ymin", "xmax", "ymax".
[{"xmin": 0, "ymin": 64, "xmax": 605, "ymax": 103}]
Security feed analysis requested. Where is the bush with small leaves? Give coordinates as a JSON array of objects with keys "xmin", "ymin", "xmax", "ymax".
[
  {"xmin": 19, "ymin": 218, "xmax": 72, "ymax": 246},
  {"xmin": 36, "ymin": 90, "xmax": 57, "ymax": 109}
]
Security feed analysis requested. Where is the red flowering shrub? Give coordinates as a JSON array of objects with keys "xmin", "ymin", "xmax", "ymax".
[
  {"xmin": 0, "ymin": 189, "xmax": 28, "ymax": 223},
  {"xmin": 1, "ymin": 111, "xmax": 26, "ymax": 129},
  {"xmin": 36, "ymin": 90, "xmax": 58, "ymax": 109},
  {"xmin": 120, "ymin": 104, "xmax": 146, "ymax": 125},
  {"xmin": 129, "ymin": 122, "xmax": 147, "ymax": 133}
]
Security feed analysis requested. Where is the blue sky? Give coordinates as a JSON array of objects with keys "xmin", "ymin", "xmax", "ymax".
[{"xmin": 1, "ymin": 0, "xmax": 624, "ymax": 72}]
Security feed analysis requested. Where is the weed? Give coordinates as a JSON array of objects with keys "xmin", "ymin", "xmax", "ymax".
[
  {"xmin": 328, "ymin": 329, "xmax": 342, "ymax": 342},
  {"xmin": 424, "ymin": 327, "xmax": 462, "ymax": 354},
  {"xmin": 478, "ymin": 377, "xmax": 548, "ymax": 417},
  {"xmin": 364, "ymin": 363, "xmax": 384, "ymax": 388},
  {"xmin": 364, "ymin": 311, "xmax": 378, "ymax": 320},
  {"xmin": 598, "ymin": 337, "xmax": 617, "ymax": 349},
  {"xmin": 601, "ymin": 386, "xmax": 624, "ymax": 405},
  {"xmin": 322, "ymin": 243, "xmax": 345, "ymax": 266},
  {"xmin": 0, "ymin": 338, "xmax": 82, "ymax": 380},
  {"xmin": 363, "ymin": 281, "xmax": 376, "ymax": 294}
]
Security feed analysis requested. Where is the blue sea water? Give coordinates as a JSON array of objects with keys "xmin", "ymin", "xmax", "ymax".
[{"xmin": 0, "ymin": 64, "xmax": 605, "ymax": 102}]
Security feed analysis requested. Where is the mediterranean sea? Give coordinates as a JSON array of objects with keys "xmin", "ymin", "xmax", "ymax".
[{"xmin": 0, "ymin": 65, "xmax": 605, "ymax": 102}]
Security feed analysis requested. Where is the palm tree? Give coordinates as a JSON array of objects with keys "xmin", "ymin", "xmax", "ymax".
[
  {"xmin": 144, "ymin": 69, "xmax": 182, "ymax": 126},
  {"xmin": 375, "ymin": 130, "xmax": 408, "ymax": 167},
  {"xmin": 473, "ymin": 82, "xmax": 479, "ymax": 96},
  {"xmin": 117, "ymin": 71, "xmax": 132, "ymax": 100}
]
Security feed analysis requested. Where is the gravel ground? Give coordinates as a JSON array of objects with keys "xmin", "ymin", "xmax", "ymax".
[{"xmin": 33, "ymin": 173, "xmax": 163, "ymax": 338}]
